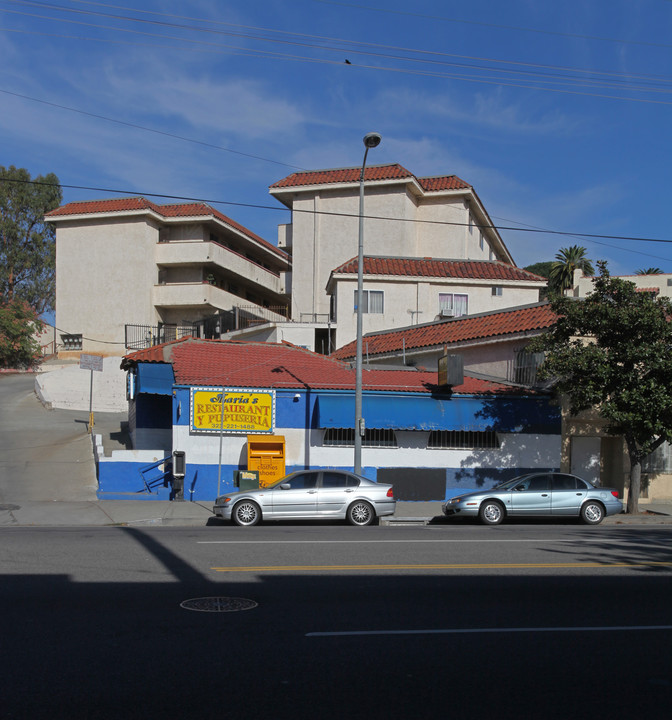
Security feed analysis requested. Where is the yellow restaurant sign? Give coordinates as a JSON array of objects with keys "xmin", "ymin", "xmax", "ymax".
[{"xmin": 190, "ymin": 387, "xmax": 275, "ymax": 434}]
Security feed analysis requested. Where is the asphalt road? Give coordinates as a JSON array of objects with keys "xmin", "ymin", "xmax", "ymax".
[{"xmin": 1, "ymin": 523, "xmax": 671, "ymax": 719}]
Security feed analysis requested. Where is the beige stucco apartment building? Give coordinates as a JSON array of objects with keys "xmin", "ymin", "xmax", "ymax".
[
  {"xmin": 46, "ymin": 198, "xmax": 290, "ymax": 356},
  {"xmin": 269, "ymin": 163, "xmax": 516, "ymax": 321},
  {"xmin": 48, "ymin": 163, "xmax": 545, "ymax": 357}
]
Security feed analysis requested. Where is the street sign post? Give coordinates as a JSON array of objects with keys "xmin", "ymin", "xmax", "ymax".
[{"xmin": 79, "ymin": 354, "xmax": 104, "ymax": 432}]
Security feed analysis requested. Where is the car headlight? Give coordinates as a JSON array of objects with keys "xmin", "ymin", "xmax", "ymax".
[
  {"xmin": 450, "ymin": 497, "xmax": 462, "ymax": 504},
  {"xmin": 216, "ymin": 496, "xmax": 232, "ymax": 505}
]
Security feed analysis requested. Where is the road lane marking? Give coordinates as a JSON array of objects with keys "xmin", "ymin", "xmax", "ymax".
[
  {"xmin": 211, "ymin": 561, "xmax": 672, "ymax": 572},
  {"xmin": 199, "ymin": 538, "xmax": 657, "ymax": 545},
  {"xmin": 306, "ymin": 625, "xmax": 672, "ymax": 637}
]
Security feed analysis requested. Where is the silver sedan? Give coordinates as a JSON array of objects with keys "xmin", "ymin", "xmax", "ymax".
[
  {"xmin": 442, "ymin": 472, "xmax": 623, "ymax": 525},
  {"xmin": 213, "ymin": 469, "xmax": 396, "ymax": 526}
]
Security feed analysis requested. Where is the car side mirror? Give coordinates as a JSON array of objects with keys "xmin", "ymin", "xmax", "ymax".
[{"xmin": 280, "ymin": 483, "xmax": 291, "ymax": 490}]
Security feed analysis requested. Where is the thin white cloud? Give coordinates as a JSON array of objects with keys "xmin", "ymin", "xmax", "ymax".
[{"xmin": 373, "ymin": 85, "xmax": 578, "ymax": 136}]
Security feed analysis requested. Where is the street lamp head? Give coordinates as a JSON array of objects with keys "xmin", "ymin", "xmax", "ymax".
[{"xmin": 363, "ymin": 132, "xmax": 382, "ymax": 149}]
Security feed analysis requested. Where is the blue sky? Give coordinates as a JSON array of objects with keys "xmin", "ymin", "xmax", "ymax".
[{"xmin": 1, "ymin": 0, "xmax": 671, "ymax": 274}]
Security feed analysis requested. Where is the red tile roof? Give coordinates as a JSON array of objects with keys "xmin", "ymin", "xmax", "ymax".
[
  {"xmin": 121, "ymin": 338, "xmax": 516, "ymax": 395},
  {"xmin": 46, "ymin": 197, "xmax": 287, "ymax": 260},
  {"xmin": 332, "ymin": 256, "xmax": 545, "ymax": 281},
  {"xmin": 46, "ymin": 197, "xmax": 161, "ymax": 216},
  {"xmin": 333, "ymin": 303, "xmax": 557, "ymax": 360},
  {"xmin": 270, "ymin": 163, "xmax": 470, "ymax": 191},
  {"xmin": 417, "ymin": 175, "xmax": 471, "ymax": 192}
]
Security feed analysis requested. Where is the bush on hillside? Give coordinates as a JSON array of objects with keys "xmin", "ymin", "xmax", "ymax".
[{"xmin": 0, "ymin": 299, "xmax": 44, "ymax": 369}]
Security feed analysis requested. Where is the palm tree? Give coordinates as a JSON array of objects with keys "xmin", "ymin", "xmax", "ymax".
[
  {"xmin": 548, "ymin": 245, "xmax": 594, "ymax": 295},
  {"xmin": 635, "ymin": 268, "xmax": 664, "ymax": 275}
]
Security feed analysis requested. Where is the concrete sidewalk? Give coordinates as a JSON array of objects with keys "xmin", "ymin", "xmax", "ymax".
[{"xmin": 1, "ymin": 498, "xmax": 670, "ymax": 528}]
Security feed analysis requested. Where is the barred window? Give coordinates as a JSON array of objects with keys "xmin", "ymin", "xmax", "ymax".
[
  {"xmin": 642, "ymin": 442, "xmax": 672, "ymax": 473},
  {"xmin": 323, "ymin": 428, "xmax": 397, "ymax": 447},
  {"xmin": 428, "ymin": 430, "xmax": 499, "ymax": 449}
]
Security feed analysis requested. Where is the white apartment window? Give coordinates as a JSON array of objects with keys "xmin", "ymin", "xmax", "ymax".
[
  {"xmin": 492, "ymin": 286, "xmax": 503, "ymax": 296},
  {"xmin": 468, "ymin": 213, "xmax": 474, "ymax": 234},
  {"xmin": 354, "ymin": 289, "xmax": 384, "ymax": 314},
  {"xmin": 439, "ymin": 293, "xmax": 468, "ymax": 317},
  {"xmin": 479, "ymin": 232, "xmax": 484, "ymax": 251}
]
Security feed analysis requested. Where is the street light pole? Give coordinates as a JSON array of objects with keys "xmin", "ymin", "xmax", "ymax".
[{"xmin": 354, "ymin": 132, "xmax": 381, "ymax": 475}]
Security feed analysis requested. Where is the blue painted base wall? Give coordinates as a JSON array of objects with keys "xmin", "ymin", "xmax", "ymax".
[
  {"xmin": 97, "ymin": 461, "xmax": 172, "ymax": 500},
  {"xmin": 96, "ymin": 461, "xmax": 559, "ymax": 502}
]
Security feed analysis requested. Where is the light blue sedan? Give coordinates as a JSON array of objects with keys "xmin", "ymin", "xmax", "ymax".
[{"xmin": 442, "ymin": 472, "xmax": 622, "ymax": 525}]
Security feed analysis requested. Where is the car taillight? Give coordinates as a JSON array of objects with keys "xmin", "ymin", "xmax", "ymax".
[
  {"xmin": 611, "ymin": 491, "xmax": 619, "ymax": 498},
  {"xmin": 387, "ymin": 487, "xmax": 394, "ymax": 498}
]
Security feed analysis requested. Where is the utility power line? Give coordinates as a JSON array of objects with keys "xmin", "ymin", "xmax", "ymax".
[
  {"xmin": 4, "ymin": 176, "xmax": 671, "ymax": 252},
  {"xmin": 2, "ymin": 0, "xmax": 671, "ymax": 103}
]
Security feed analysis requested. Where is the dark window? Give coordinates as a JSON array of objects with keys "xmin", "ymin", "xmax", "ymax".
[
  {"xmin": 527, "ymin": 476, "xmax": 551, "ymax": 491},
  {"xmin": 428, "ymin": 430, "xmax": 499, "ymax": 449},
  {"xmin": 515, "ymin": 475, "xmax": 551, "ymax": 492},
  {"xmin": 323, "ymin": 428, "xmax": 397, "ymax": 447},
  {"xmin": 285, "ymin": 472, "xmax": 318, "ymax": 489},
  {"xmin": 322, "ymin": 471, "xmax": 359, "ymax": 489},
  {"xmin": 553, "ymin": 475, "xmax": 579, "ymax": 490}
]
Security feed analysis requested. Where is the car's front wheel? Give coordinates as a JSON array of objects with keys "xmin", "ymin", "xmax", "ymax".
[
  {"xmin": 479, "ymin": 500, "xmax": 505, "ymax": 525},
  {"xmin": 580, "ymin": 501, "xmax": 604, "ymax": 525},
  {"xmin": 347, "ymin": 500, "xmax": 375, "ymax": 526},
  {"xmin": 232, "ymin": 500, "xmax": 261, "ymax": 526}
]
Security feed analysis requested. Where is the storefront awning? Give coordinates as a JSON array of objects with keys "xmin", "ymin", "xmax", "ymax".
[
  {"xmin": 136, "ymin": 363, "xmax": 175, "ymax": 396},
  {"xmin": 316, "ymin": 394, "xmax": 497, "ymax": 432},
  {"xmin": 315, "ymin": 393, "xmax": 560, "ymax": 433}
]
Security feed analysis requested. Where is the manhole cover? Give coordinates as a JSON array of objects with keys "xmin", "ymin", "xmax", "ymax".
[{"xmin": 180, "ymin": 597, "xmax": 258, "ymax": 613}]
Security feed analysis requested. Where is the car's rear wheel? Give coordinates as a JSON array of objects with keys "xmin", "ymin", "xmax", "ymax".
[
  {"xmin": 232, "ymin": 500, "xmax": 261, "ymax": 526},
  {"xmin": 479, "ymin": 500, "xmax": 504, "ymax": 525},
  {"xmin": 348, "ymin": 500, "xmax": 375, "ymax": 526},
  {"xmin": 580, "ymin": 501, "xmax": 604, "ymax": 525}
]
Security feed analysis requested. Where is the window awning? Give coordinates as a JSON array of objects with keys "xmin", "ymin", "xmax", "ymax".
[
  {"xmin": 315, "ymin": 393, "xmax": 559, "ymax": 433},
  {"xmin": 136, "ymin": 363, "xmax": 175, "ymax": 396}
]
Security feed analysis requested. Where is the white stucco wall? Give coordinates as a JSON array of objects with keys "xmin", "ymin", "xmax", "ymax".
[
  {"xmin": 574, "ymin": 271, "xmax": 672, "ymax": 299},
  {"xmin": 288, "ymin": 185, "xmax": 484, "ymax": 321},
  {"xmin": 332, "ymin": 276, "xmax": 543, "ymax": 348},
  {"xmin": 55, "ymin": 217, "xmax": 159, "ymax": 355},
  {"xmin": 171, "ymin": 425, "xmax": 560, "ymax": 476}
]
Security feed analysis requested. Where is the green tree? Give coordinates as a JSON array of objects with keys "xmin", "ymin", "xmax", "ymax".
[
  {"xmin": 531, "ymin": 262, "xmax": 672, "ymax": 513},
  {"xmin": 0, "ymin": 166, "xmax": 62, "ymax": 315},
  {"xmin": 635, "ymin": 268, "xmax": 664, "ymax": 275},
  {"xmin": 523, "ymin": 261, "xmax": 555, "ymax": 279},
  {"xmin": 548, "ymin": 245, "xmax": 594, "ymax": 295},
  {"xmin": 0, "ymin": 298, "xmax": 44, "ymax": 369}
]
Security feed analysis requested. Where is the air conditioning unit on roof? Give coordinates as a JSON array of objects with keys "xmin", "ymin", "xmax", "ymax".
[{"xmin": 439, "ymin": 309, "xmax": 454, "ymax": 318}]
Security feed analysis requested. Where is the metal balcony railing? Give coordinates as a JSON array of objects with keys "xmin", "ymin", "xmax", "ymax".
[{"xmin": 125, "ymin": 324, "xmax": 196, "ymax": 350}]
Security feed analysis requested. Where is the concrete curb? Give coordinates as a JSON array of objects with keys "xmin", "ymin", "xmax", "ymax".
[{"xmin": 1, "ymin": 500, "xmax": 669, "ymax": 528}]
